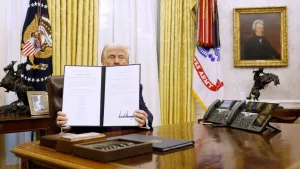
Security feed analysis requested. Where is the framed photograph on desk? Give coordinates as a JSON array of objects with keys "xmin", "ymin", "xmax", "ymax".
[
  {"xmin": 233, "ymin": 6, "xmax": 287, "ymax": 67},
  {"xmin": 27, "ymin": 91, "xmax": 49, "ymax": 115}
]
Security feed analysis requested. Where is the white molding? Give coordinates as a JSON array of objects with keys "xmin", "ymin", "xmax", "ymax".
[
  {"xmin": 259, "ymin": 100, "xmax": 300, "ymax": 109},
  {"xmin": 196, "ymin": 100, "xmax": 300, "ymax": 119},
  {"xmin": 197, "ymin": 100, "xmax": 300, "ymax": 112}
]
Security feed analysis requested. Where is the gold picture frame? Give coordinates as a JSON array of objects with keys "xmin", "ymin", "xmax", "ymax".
[
  {"xmin": 27, "ymin": 91, "xmax": 49, "ymax": 115},
  {"xmin": 233, "ymin": 6, "xmax": 288, "ymax": 67}
]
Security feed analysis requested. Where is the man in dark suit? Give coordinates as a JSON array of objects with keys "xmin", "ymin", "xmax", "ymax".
[
  {"xmin": 243, "ymin": 19, "xmax": 280, "ymax": 60},
  {"xmin": 56, "ymin": 44, "xmax": 153, "ymax": 133}
]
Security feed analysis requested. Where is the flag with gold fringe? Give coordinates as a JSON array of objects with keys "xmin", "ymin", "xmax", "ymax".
[
  {"xmin": 193, "ymin": 0, "xmax": 223, "ymax": 110},
  {"xmin": 21, "ymin": 0, "xmax": 52, "ymax": 91}
]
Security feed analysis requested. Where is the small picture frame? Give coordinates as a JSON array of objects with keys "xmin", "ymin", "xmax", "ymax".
[{"xmin": 27, "ymin": 91, "xmax": 49, "ymax": 115}]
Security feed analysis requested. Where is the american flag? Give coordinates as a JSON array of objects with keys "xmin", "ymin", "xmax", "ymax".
[{"xmin": 22, "ymin": 38, "xmax": 36, "ymax": 56}]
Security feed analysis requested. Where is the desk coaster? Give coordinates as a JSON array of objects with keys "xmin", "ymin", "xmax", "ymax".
[{"xmin": 72, "ymin": 139, "xmax": 153, "ymax": 162}]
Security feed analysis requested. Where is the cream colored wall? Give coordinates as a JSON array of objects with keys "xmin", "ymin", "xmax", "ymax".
[
  {"xmin": 197, "ymin": 0, "xmax": 300, "ymax": 118},
  {"xmin": 220, "ymin": 0, "xmax": 300, "ymax": 101},
  {"xmin": 0, "ymin": 7, "xmax": 6, "ymax": 167},
  {"xmin": 197, "ymin": 0, "xmax": 300, "ymax": 117},
  {"xmin": 0, "ymin": 59, "xmax": 4, "ymax": 169},
  {"xmin": 0, "ymin": 10, "xmax": 5, "ymax": 106}
]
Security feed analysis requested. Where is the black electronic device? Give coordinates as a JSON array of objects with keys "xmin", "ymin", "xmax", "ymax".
[
  {"xmin": 227, "ymin": 102, "xmax": 280, "ymax": 133},
  {"xmin": 203, "ymin": 99, "xmax": 246, "ymax": 124}
]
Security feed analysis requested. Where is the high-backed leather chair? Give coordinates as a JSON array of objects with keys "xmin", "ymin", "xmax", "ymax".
[{"xmin": 46, "ymin": 76, "xmax": 64, "ymax": 134}]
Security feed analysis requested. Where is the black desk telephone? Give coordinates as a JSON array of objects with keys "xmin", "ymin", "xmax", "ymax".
[
  {"xmin": 203, "ymin": 99, "xmax": 281, "ymax": 133},
  {"xmin": 203, "ymin": 99, "xmax": 246, "ymax": 124}
]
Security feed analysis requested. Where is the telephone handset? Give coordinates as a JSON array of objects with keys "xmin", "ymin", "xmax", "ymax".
[
  {"xmin": 203, "ymin": 99, "xmax": 221, "ymax": 120},
  {"xmin": 203, "ymin": 99, "xmax": 244, "ymax": 124},
  {"xmin": 225, "ymin": 101, "xmax": 246, "ymax": 125},
  {"xmin": 202, "ymin": 100, "xmax": 281, "ymax": 133},
  {"xmin": 228, "ymin": 102, "xmax": 280, "ymax": 133}
]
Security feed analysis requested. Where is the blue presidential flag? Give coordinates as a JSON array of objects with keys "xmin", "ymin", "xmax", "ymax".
[{"xmin": 21, "ymin": 0, "xmax": 52, "ymax": 91}]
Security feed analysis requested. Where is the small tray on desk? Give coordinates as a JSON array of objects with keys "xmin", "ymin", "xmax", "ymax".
[{"xmin": 72, "ymin": 139, "xmax": 153, "ymax": 162}]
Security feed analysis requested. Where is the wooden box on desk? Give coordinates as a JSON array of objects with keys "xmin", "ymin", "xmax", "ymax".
[
  {"xmin": 56, "ymin": 133, "xmax": 106, "ymax": 153},
  {"xmin": 40, "ymin": 133, "xmax": 74, "ymax": 149},
  {"xmin": 72, "ymin": 139, "xmax": 153, "ymax": 162}
]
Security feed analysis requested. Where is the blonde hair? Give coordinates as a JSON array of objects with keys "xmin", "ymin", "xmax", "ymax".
[{"xmin": 101, "ymin": 44, "xmax": 129, "ymax": 60}]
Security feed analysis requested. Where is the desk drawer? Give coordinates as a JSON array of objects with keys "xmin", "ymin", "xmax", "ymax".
[{"xmin": 0, "ymin": 118, "xmax": 50, "ymax": 134}]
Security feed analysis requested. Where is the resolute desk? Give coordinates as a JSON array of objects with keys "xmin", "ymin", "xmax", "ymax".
[{"xmin": 11, "ymin": 122, "xmax": 300, "ymax": 169}]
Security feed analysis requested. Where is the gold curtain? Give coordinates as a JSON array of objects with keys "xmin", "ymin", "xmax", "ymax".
[
  {"xmin": 48, "ymin": 0, "xmax": 98, "ymax": 75},
  {"xmin": 159, "ymin": 0, "xmax": 196, "ymax": 125}
]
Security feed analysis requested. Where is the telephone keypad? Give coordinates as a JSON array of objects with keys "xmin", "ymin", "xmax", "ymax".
[
  {"xmin": 231, "ymin": 112, "xmax": 256, "ymax": 129},
  {"xmin": 207, "ymin": 109, "xmax": 228, "ymax": 124}
]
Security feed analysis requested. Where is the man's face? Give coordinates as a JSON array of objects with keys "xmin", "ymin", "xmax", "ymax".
[
  {"xmin": 101, "ymin": 48, "xmax": 129, "ymax": 66},
  {"xmin": 255, "ymin": 24, "xmax": 264, "ymax": 36}
]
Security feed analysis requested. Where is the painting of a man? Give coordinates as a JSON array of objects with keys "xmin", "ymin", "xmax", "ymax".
[
  {"xmin": 243, "ymin": 19, "xmax": 280, "ymax": 60},
  {"xmin": 234, "ymin": 7, "xmax": 287, "ymax": 67}
]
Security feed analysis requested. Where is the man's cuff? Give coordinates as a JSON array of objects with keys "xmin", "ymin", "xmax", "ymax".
[{"xmin": 141, "ymin": 119, "xmax": 151, "ymax": 130}]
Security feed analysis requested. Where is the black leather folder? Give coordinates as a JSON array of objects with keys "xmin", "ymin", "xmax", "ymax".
[{"xmin": 113, "ymin": 134, "xmax": 194, "ymax": 152}]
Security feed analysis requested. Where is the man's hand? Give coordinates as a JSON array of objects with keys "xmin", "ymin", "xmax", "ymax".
[
  {"xmin": 134, "ymin": 110, "xmax": 148, "ymax": 127},
  {"xmin": 56, "ymin": 111, "xmax": 71, "ymax": 131}
]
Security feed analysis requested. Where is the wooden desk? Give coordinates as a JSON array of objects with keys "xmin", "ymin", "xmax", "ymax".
[
  {"xmin": 11, "ymin": 122, "xmax": 300, "ymax": 169},
  {"xmin": 0, "ymin": 115, "xmax": 50, "ymax": 134}
]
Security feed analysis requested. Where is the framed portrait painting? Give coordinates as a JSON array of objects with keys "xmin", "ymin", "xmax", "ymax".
[
  {"xmin": 27, "ymin": 91, "xmax": 49, "ymax": 115},
  {"xmin": 233, "ymin": 6, "xmax": 287, "ymax": 67}
]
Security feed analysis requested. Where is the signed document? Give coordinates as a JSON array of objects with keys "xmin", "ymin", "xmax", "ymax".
[
  {"xmin": 103, "ymin": 66, "xmax": 139, "ymax": 126},
  {"xmin": 62, "ymin": 65, "xmax": 140, "ymax": 127}
]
